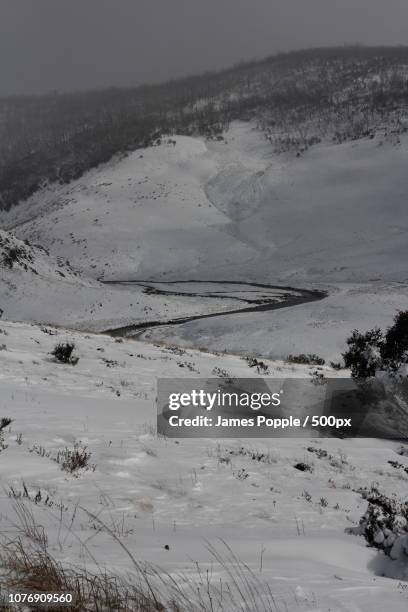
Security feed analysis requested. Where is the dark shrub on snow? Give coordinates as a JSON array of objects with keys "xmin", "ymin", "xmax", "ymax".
[
  {"xmin": 343, "ymin": 311, "xmax": 408, "ymax": 378},
  {"xmin": 342, "ymin": 328, "xmax": 383, "ymax": 378},
  {"xmin": 381, "ymin": 310, "xmax": 408, "ymax": 370},
  {"xmin": 51, "ymin": 342, "xmax": 79, "ymax": 365},
  {"xmin": 58, "ymin": 443, "xmax": 92, "ymax": 474},
  {"xmin": 286, "ymin": 353, "xmax": 325, "ymax": 366},
  {"xmin": 347, "ymin": 487, "xmax": 408, "ymax": 570}
]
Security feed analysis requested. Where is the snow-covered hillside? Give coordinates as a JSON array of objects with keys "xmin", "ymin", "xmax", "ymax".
[
  {"xmin": 0, "ymin": 230, "xmax": 245, "ymax": 330},
  {"xmin": 0, "ymin": 135, "xmax": 255, "ymax": 280},
  {"xmin": 0, "ymin": 320, "xmax": 407, "ymax": 610},
  {"xmin": 2, "ymin": 122, "xmax": 408, "ymax": 285}
]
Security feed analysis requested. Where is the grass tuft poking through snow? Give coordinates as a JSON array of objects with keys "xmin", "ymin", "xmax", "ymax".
[{"xmin": 0, "ymin": 505, "xmax": 285, "ymax": 612}]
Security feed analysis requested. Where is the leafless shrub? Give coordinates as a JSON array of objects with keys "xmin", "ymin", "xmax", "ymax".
[
  {"xmin": 222, "ymin": 445, "xmax": 278, "ymax": 465},
  {"xmin": 245, "ymin": 357, "xmax": 270, "ymax": 374},
  {"xmin": 57, "ymin": 443, "xmax": 94, "ymax": 475},
  {"xmin": 302, "ymin": 490, "xmax": 312, "ymax": 503},
  {"xmin": 29, "ymin": 442, "xmax": 95, "ymax": 476}
]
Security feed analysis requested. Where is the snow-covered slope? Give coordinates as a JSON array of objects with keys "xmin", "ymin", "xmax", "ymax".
[
  {"xmin": 232, "ymin": 132, "xmax": 408, "ymax": 283},
  {"xmin": 0, "ymin": 230, "xmax": 243, "ymax": 330},
  {"xmin": 0, "ymin": 228, "xmax": 101, "ymax": 325},
  {"xmin": 0, "ymin": 135, "xmax": 255, "ymax": 280},
  {"xmin": 2, "ymin": 122, "xmax": 408, "ymax": 285},
  {"xmin": 0, "ymin": 320, "xmax": 407, "ymax": 610},
  {"xmin": 204, "ymin": 123, "xmax": 408, "ymax": 283}
]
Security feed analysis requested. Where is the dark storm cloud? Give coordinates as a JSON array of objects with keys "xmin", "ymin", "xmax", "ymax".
[{"xmin": 0, "ymin": 0, "xmax": 407, "ymax": 95}]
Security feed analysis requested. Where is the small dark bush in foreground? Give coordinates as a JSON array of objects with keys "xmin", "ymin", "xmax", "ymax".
[{"xmin": 51, "ymin": 342, "xmax": 79, "ymax": 365}]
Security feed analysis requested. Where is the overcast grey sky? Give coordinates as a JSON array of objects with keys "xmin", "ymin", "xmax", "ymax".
[{"xmin": 1, "ymin": 0, "xmax": 407, "ymax": 96}]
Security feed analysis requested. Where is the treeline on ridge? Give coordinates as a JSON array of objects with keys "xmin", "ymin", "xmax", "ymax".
[{"xmin": 1, "ymin": 45, "xmax": 408, "ymax": 211}]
